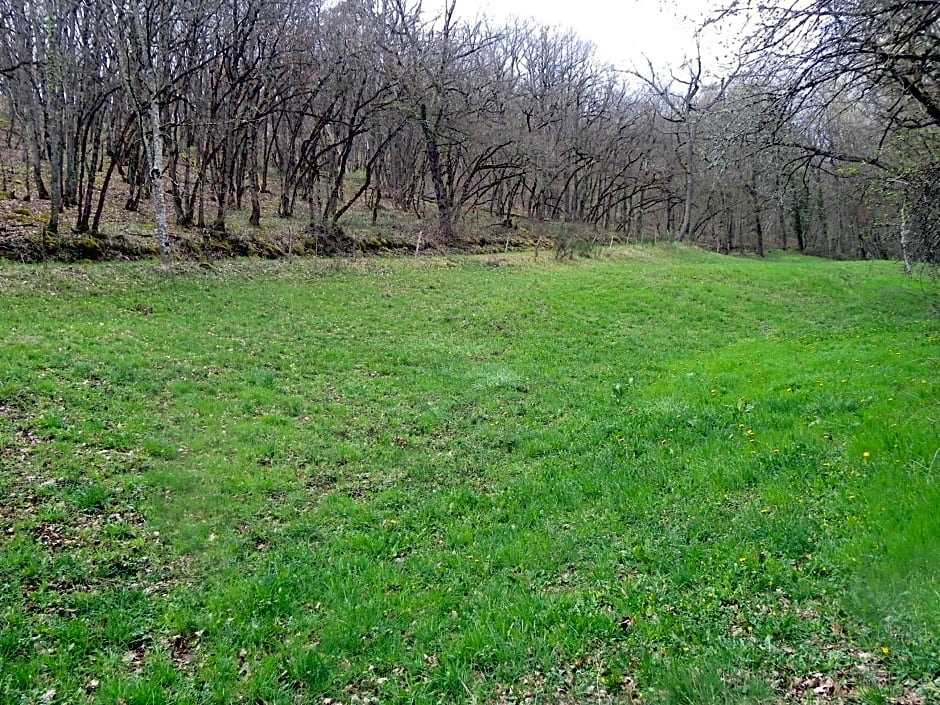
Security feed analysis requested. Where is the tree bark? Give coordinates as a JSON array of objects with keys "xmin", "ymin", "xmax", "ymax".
[
  {"xmin": 899, "ymin": 201, "xmax": 913, "ymax": 275},
  {"xmin": 420, "ymin": 105, "xmax": 454, "ymax": 241},
  {"xmin": 677, "ymin": 119, "xmax": 695, "ymax": 242},
  {"xmin": 149, "ymin": 98, "xmax": 171, "ymax": 267},
  {"xmin": 247, "ymin": 127, "xmax": 261, "ymax": 227}
]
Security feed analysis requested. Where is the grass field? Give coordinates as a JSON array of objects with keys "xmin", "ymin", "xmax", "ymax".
[{"xmin": 1, "ymin": 247, "xmax": 938, "ymax": 704}]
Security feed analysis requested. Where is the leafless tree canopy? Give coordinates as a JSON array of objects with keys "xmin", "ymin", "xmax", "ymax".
[{"xmin": 0, "ymin": 0, "xmax": 937, "ymax": 265}]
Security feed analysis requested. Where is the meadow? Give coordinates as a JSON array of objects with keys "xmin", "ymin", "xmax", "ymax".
[{"xmin": 0, "ymin": 247, "xmax": 937, "ymax": 704}]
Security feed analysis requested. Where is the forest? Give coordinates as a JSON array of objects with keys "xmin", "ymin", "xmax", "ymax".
[{"xmin": 0, "ymin": 0, "xmax": 938, "ymax": 268}]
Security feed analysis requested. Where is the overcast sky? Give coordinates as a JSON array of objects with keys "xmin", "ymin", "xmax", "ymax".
[{"xmin": 424, "ymin": 0, "xmax": 738, "ymax": 76}]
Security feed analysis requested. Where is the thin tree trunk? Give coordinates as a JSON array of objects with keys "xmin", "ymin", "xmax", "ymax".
[
  {"xmin": 149, "ymin": 98, "xmax": 171, "ymax": 267},
  {"xmin": 64, "ymin": 125, "xmax": 80, "ymax": 208},
  {"xmin": 24, "ymin": 144, "xmax": 32, "ymax": 201},
  {"xmin": 47, "ymin": 123, "xmax": 63, "ymax": 239},
  {"xmin": 420, "ymin": 106, "xmax": 454, "ymax": 241},
  {"xmin": 212, "ymin": 144, "xmax": 229, "ymax": 233},
  {"xmin": 677, "ymin": 119, "xmax": 695, "ymax": 242},
  {"xmin": 76, "ymin": 120, "xmax": 103, "ymax": 233},
  {"xmin": 371, "ymin": 185, "xmax": 381, "ymax": 225},
  {"xmin": 247, "ymin": 128, "xmax": 261, "ymax": 227},
  {"xmin": 899, "ymin": 201, "xmax": 913, "ymax": 275},
  {"xmin": 753, "ymin": 207, "xmax": 764, "ymax": 257},
  {"xmin": 31, "ymin": 126, "xmax": 49, "ymax": 200},
  {"xmin": 91, "ymin": 149, "xmax": 119, "ymax": 235}
]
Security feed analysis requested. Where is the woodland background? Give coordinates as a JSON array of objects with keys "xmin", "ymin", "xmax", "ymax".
[{"xmin": 0, "ymin": 0, "xmax": 937, "ymax": 268}]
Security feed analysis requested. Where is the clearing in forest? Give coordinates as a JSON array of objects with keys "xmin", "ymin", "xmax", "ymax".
[{"xmin": 0, "ymin": 247, "xmax": 938, "ymax": 704}]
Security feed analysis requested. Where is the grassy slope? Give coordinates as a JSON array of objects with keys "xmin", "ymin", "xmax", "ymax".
[{"xmin": 0, "ymin": 248, "xmax": 937, "ymax": 704}]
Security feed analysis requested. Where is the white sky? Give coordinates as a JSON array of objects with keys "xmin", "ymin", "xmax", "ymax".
[{"xmin": 425, "ymin": 0, "xmax": 740, "ymax": 77}]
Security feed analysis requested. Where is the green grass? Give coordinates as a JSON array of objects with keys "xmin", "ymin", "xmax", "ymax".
[{"xmin": 1, "ymin": 247, "xmax": 938, "ymax": 704}]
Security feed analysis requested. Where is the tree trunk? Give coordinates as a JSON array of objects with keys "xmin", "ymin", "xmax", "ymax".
[
  {"xmin": 212, "ymin": 144, "xmax": 229, "ymax": 233},
  {"xmin": 46, "ymin": 118, "xmax": 63, "ymax": 239},
  {"xmin": 149, "ymin": 98, "xmax": 171, "ymax": 267},
  {"xmin": 91, "ymin": 149, "xmax": 120, "ymax": 235},
  {"xmin": 247, "ymin": 128, "xmax": 261, "ymax": 227},
  {"xmin": 677, "ymin": 119, "xmax": 695, "ymax": 242},
  {"xmin": 899, "ymin": 202, "xmax": 913, "ymax": 275},
  {"xmin": 24, "ymin": 145, "xmax": 32, "ymax": 201},
  {"xmin": 63, "ymin": 128, "xmax": 79, "ymax": 208},
  {"xmin": 420, "ymin": 107, "xmax": 454, "ymax": 241},
  {"xmin": 753, "ymin": 207, "xmax": 764, "ymax": 257},
  {"xmin": 31, "ymin": 125, "xmax": 49, "ymax": 200},
  {"xmin": 76, "ymin": 121, "xmax": 103, "ymax": 234},
  {"xmin": 371, "ymin": 185, "xmax": 381, "ymax": 225}
]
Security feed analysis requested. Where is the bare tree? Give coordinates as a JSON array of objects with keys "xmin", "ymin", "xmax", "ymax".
[{"xmin": 717, "ymin": 0, "xmax": 940, "ymax": 265}]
